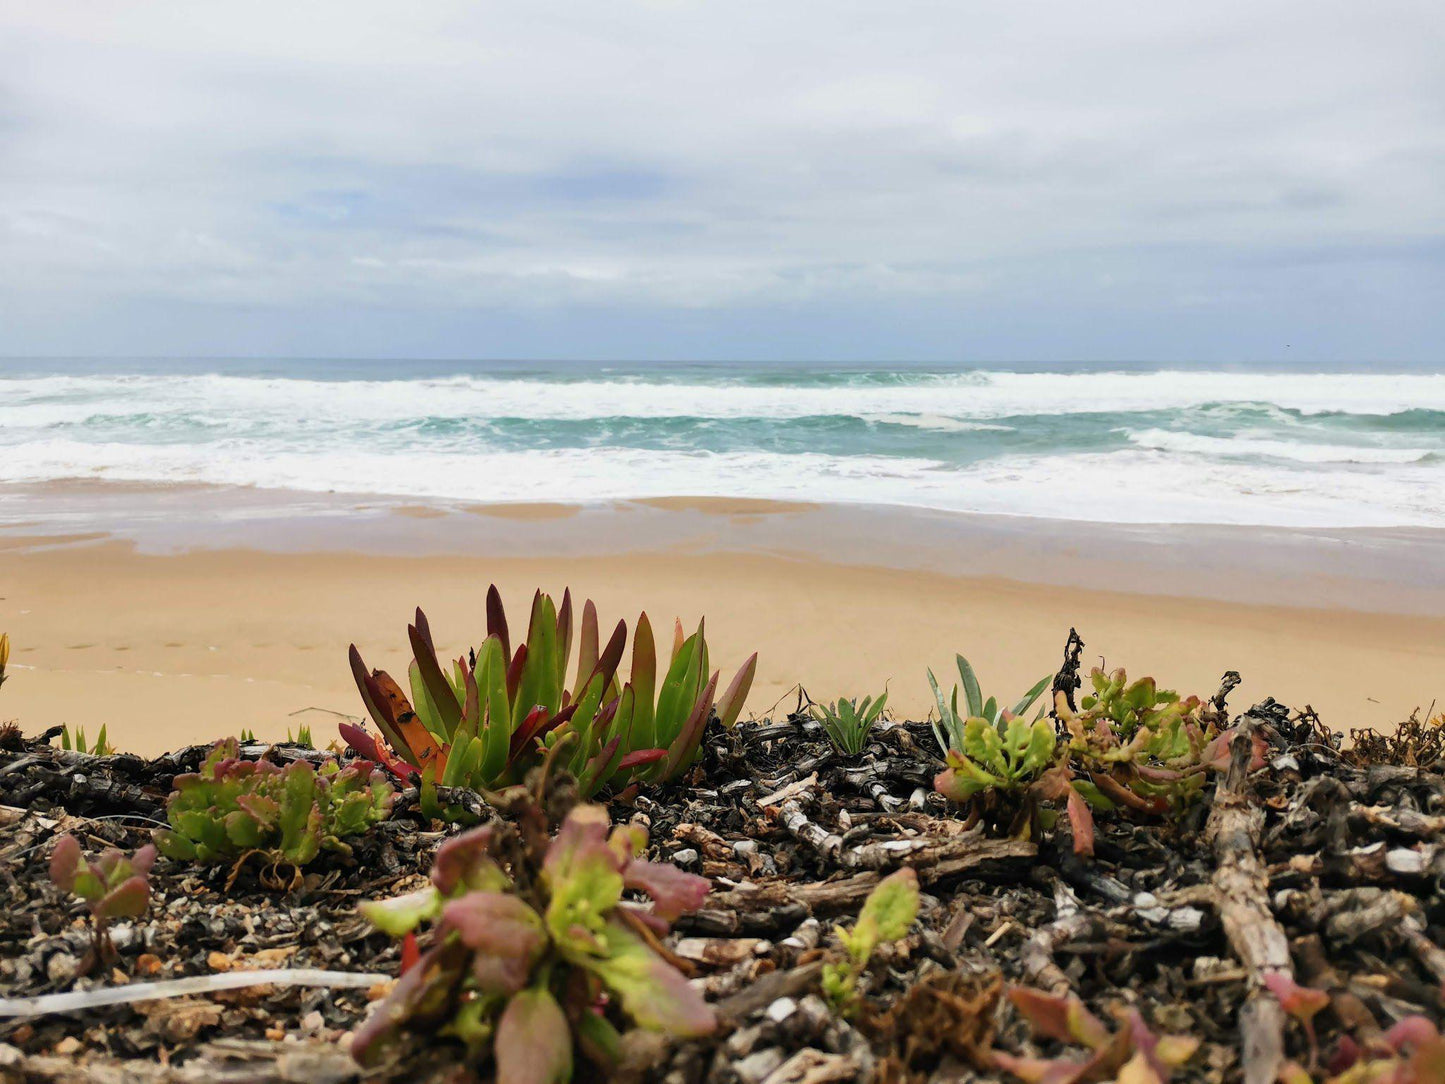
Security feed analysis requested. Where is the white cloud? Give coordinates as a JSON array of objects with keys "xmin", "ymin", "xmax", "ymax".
[{"xmin": 0, "ymin": 0, "xmax": 1441, "ymax": 359}]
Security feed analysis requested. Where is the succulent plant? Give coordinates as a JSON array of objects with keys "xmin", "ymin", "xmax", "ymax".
[
  {"xmin": 809, "ymin": 692, "xmax": 888, "ymax": 756},
  {"xmin": 820, "ymin": 867, "xmax": 919, "ymax": 1017},
  {"xmin": 49, "ymin": 834, "xmax": 155, "ymax": 971},
  {"xmin": 0, "ymin": 632, "xmax": 9, "ymax": 690},
  {"xmin": 152, "ymin": 738, "xmax": 394, "ymax": 875},
  {"xmin": 992, "ymin": 986, "xmax": 1199, "ymax": 1084},
  {"xmin": 58, "ymin": 724, "xmax": 113, "ymax": 756},
  {"xmin": 1048, "ymin": 667, "xmax": 1267, "ymax": 856},
  {"xmin": 933, "ymin": 712, "xmax": 1059, "ymax": 803},
  {"xmin": 343, "ymin": 586, "xmax": 756, "ymax": 803},
  {"xmin": 928, "ymin": 653, "xmax": 1052, "ymax": 760},
  {"xmin": 351, "ymin": 789, "xmax": 715, "ymax": 1080}
]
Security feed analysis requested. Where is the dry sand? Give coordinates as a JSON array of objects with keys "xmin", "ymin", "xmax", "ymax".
[{"xmin": 2, "ymin": 502, "xmax": 1442, "ymax": 754}]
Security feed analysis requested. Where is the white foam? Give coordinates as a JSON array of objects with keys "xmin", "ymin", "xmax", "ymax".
[
  {"xmin": 5, "ymin": 369, "xmax": 1445, "ymax": 425},
  {"xmin": 1126, "ymin": 428, "xmax": 1435, "ymax": 465}
]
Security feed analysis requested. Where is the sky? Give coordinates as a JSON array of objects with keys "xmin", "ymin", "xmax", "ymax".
[{"xmin": 1, "ymin": 1, "xmax": 1442, "ymax": 364}]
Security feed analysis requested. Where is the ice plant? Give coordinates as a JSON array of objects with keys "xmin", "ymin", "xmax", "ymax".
[
  {"xmin": 928, "ymin": 653, "xmax": 1052, "ymax": 759},
  {"xmin": 49, "ymin": 834, "xmax": 155, "ymax": 971},
  {"xmin": 0, "ymin": 631, "xmax": 9, "ymax": 690},
  {"xmin": 992, "ymin": 986, "xmax": 1199, "ymax": 1084},
  {"xmin": 350, "ymin": 792, "xmax": 715, "ymax": 1080},
  {"xmin": 342, "ymin": 586, "xmax": 756, "ymax": 800},
  {"xmin": 810, "ymin": 692, "xmax": 889, "ymax": 756},
  {"xmin": 821, "ymin": 867, "xmax": 919, "ymax": 1017},
  {"xmin": 152, "ymin": 738, "xmax": 394, "ymax": 876},
  {"xmin": 1047, "ymin": 667, "xmax": 1268, "ymax": 856}
]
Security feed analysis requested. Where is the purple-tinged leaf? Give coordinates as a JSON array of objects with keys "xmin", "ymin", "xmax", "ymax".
[
  {"xmin": 487, "ymin": 584, "xmax": 511, "ymax": 661},
  {"xmin": 1066, "ymin": 788, "xmax": 1095, "ymax": 858},
  {"xmin": 494, "ymin": 987, "xmax": 573, "ymax": 1084},
  {"xmin": 440, "ymin": 892, "xmax": 545, "ymax": 995},
  {"xmin": 1263, "ymin": 972, "xmax": 1330, "ymax": 1024},
  {"xmin": 350, "ymin": 941, "xmax": 469, "ymax": 1067},
  {"xmin": 991, "ymin": 1051, "xmax": 1088, "ymax": 1084},
  {"xmin": 715, "ymin": 653, "xmax": 758, "ymax": 729},
  {"xmin": 1385, "ymin": 1015, "xmax": 1442, "ymax": 1052},
  {"xmin": 617, "ymin": 748, "xmax": 667, "ymax": 770},
  {"xmin": 623, "ymin": 860, "xmax": 710, "ymax": 922},
  {"xmin": 1008, "ymin": 987, "xmax": 1110, "ymax": 1050},
  {"xmin": 48, "ymin": 834, "xmax": 81, "ymax": 894},
  {"xmin": 431, "ymin": 826, "xmax": 504, "ymax": 895},
  {"xmin": 96, "ymin": 874, "xmax": 150, "ymax": 920}
]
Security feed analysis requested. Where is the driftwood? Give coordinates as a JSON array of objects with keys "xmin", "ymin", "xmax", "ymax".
[{"xmin": 1204, "ymin": 716, "xmax": 1292, "ymax": 1084}]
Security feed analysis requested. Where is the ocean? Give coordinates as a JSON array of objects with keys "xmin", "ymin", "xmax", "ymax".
[{"xmin": 2, "ymin": 360, "xmax": 1442, "ymax": 529}]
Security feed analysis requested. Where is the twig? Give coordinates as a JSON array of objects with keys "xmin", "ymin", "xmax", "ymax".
[{"xmin": 0, "ymin": 968, "xmax": 391, "ymax": 1019}]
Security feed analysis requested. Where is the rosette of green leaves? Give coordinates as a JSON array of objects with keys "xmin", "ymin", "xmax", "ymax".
[
  {"xmin": 821, "ymin": 867, "xmax": 919, "ymax": 1017},
  {"xmin": 153, "ymin": 738, "xmax": 393, "ymax": 867},
  {"xmin": 810, "ymin": 693, "xmax": 888, "ymax": 756},
  {"xmin": 934, "ymin": 713, "xmax": 1059, "ymax": 802},
  {"xmin": 928, "ymin": 653, "xmax": 1051, "ymax": 759},
  {"xmin": 352, "ymin": 805, "xmax": 715, "ymax": 1081}
]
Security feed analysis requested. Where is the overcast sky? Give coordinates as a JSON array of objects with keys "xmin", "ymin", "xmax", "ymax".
[{"xmin": 1, "ymin": 1, "xmax": 1442, "ymax": 363}]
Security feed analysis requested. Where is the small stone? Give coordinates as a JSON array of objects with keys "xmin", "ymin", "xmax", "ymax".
[
  {"xmin": 733, "ymin": 839, "xmax": 759, "ymax": 857},
  {"xmin": 53, "ymin": 1037, "xmax": 82, "ymax": 1056},
  {"xmin": 735, "ymin": 1048, "xmax": 786, "ymax": 1084},
  {"xmin": 766, "ymin": 996, "xmax": 798, "ymax": 1023},
  {"xmin": 136, "ymin": 953, "xmax": 163, "ymax": 975},
  {"xmin": 207, "ymin": 950, "xmax": 234, "ymax": 972},
  {"xmin": 46, "ymin": 953, "xmax": 77, "ymax": 984},
  {"xmin": 671, "ymin": 848, "xmax": 700, "ymax": 867},
  {"xmin": 301, "ymin": 1010, "xmax": 325, "ymax": 1032}
]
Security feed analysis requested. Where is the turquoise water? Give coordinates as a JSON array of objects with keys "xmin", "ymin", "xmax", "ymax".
[{"xmin": 2, "ymin": 361, "xmax": 1442, "ymax": 527}]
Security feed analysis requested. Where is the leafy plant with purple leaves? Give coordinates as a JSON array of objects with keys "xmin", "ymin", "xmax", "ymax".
[
  {"xmin": 350, "ymin": 778, "xmax": 716, "ymax": 1080},
  {"xmin": 49, "ymin": 834, "xmax": 155, "ymax": 972},
  {"xmin": 152, "ymin": 738, "xmax": 394, "ymax": 876},
  {"xmin": 342, "ymin": 585, "xmax": 756, "ymax": 803}
]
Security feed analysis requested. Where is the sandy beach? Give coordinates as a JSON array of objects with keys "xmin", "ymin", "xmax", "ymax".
[{"xmin": 2, "ymin": 486, "xmax": 1440, "ymax": 755}]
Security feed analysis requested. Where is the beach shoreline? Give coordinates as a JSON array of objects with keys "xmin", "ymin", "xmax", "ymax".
[{"xmin": 2, "ymin": 482, "xmax": 1441, "ymax": 756}]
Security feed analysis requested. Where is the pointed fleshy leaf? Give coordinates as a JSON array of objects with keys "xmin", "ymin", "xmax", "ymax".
[
  {"xmin": 715, "ymin": 653, "xmax": 757, "ymax": 730},
  {"xmin": 1263, "ymin": 973, "xmax": 1330, "ymax": 1023},
  {"xmin": 575, "ymin": 600, "xmax": 600, "ymax": 700},
  {"xmin": 487, "ymin": 584, "xmax": 511, "ymax": 661},
  {"xmin": 555, "ymin": 588, "xmax": 573, "ymax": 689},
  {"xmin": 630, "ymin": 613, "xmax": 658, "ymax": 751},
  {"xmin": 409, "ymin": 621, "xmax": 463, "ymax": 737}
]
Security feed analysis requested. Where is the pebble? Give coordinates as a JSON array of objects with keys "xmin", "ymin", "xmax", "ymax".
[
  {"xmin": 765, "ymin": 996, "xmax": 798, "ymax": 1023},
  {"xmin": 671, "ymin": 847, "xmax": 700, "ymax": 867},
  {"xmin": 46, "ymin": 953, "xmax": 77, "ymax": 984},
  {"xmin": 734, "ymin": 1048, "xmax": 786, "ymax": 1083}
]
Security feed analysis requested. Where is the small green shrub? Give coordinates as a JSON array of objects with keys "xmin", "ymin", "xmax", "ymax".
[{"xmin": 927, "ymin": 653, "xmax": 1051, "ymax": 760}]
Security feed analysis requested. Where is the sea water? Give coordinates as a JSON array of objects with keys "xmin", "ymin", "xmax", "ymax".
[{"xmin": 1, "ymin": 360, "xmax": 1442, "ymax": 528}]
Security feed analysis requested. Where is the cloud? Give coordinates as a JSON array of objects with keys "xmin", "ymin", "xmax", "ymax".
[{"xmin": 0, "ymin": 0, "xmax": 1442, "ymax": 361}]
